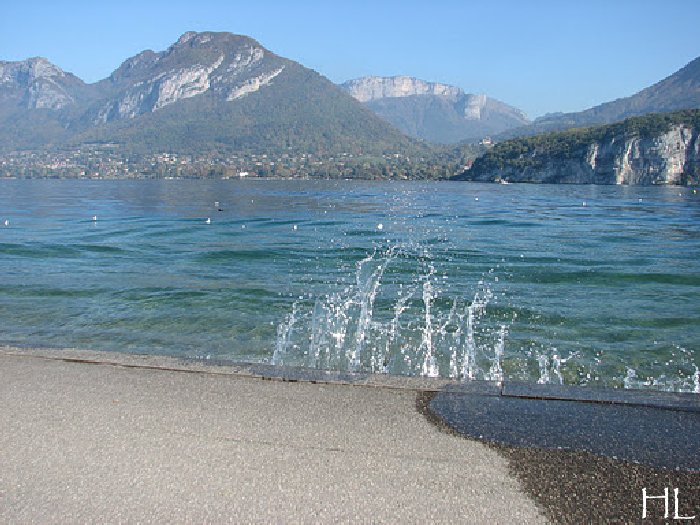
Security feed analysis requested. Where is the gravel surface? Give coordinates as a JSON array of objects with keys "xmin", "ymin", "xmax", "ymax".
[
  {"xmin": 417, "ymin": 391, "xmax": 700, "ymax": 523},
  {"xmin": 428, "ymin": 391, "xmax": 700, "ymax": 470}
]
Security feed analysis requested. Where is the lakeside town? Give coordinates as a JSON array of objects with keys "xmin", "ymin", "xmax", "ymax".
[{"xmin": 0, "ymin": 145, "xmax": 474, "ymax": 181}]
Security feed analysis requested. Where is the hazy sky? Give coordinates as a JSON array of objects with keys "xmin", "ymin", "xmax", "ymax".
[{"xmin": 2, "ymin": 0, "xmax": 699, "ymax": 118}]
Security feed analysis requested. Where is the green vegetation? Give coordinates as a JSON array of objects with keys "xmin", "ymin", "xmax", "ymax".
[{"xmin": 464, "ymin": 109, "xmax": 700, "ymax": 177}]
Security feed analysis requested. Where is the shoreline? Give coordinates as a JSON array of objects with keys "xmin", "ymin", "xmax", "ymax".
[
  {"xmin": 4, "ymin": 345, "xmax": 698, "ymax": 405},
  {"xmin": 2, "ymin": 346, "xmax": 699, "ymax": 522}
]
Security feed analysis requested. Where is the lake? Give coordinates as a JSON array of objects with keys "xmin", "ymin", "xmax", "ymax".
[{"xmin": 1, "ymin": 179, "xmax": 698, "ymax": 391}]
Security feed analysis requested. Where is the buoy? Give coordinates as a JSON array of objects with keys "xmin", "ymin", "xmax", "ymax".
[
  {"xmin": 92, "ymin": 215, "xmax": 97, "ymax": 221},
  {"xmin": 377, "ymin": 223, "xmax": 383, "ymax": 230}
]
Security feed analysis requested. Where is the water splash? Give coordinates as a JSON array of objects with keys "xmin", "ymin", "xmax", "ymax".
[
  {"xmin": 272, "ymin": 244, "xmax": 699, "ymax": 392},
  {"xmin": 272, "ymin": 244, "xmax": 507, "ymax": 379},
  {"xmin": 621, "ymin": 345, "xmax": 699, "ymax": 393},
  {"xmin": 624, "ymin": 365, "xmax": 700, "ymax": 393},
  {"xmin": 271, "ymin": 302, "xmax": 298, "ymax": 366}
]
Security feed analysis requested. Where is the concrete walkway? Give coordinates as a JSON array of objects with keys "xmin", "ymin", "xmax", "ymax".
[{"xmin": 0, "ymin": 349, "xmax": 545, "ymax": 523}]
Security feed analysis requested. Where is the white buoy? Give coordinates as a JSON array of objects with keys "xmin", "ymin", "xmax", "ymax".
[
  {"xmin": 205, "ymin": 218, "xmax": 211, "ymax": 224},
  {"xmin": 377, "ymin": 223, "xmax": 383, "ymax": 230},
  {"xmin": 92, "ymin": 215, "xmax": 97, "ymax": 221},
  {"xmin": 293, "ymin": 224, "xmax": 298, "ymax": 230}
]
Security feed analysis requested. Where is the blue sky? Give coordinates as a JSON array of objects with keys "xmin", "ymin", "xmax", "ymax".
[{"xmin": 2, "ymin": 0, "xmax": 698, "ymax": 118}]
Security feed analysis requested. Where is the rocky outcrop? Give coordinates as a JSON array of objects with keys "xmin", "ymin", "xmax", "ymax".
[
  {"xmin": 227, "ymin": 66, "xmax": 285, "ymax": 100},
  {"xmin": 0, "ymin": 57, "xmax": 82, "ymax": 109},
  {"xmin": 462, "ymin": 120, "xmax": 700, "ymax": 185}
]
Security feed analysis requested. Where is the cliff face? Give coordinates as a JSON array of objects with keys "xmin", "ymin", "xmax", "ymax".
[
  {"xmin": 341, "ymin": 76, "xmax": 461, "ymax": 102},
  {"xmin": 463, "ymin": 122, "xmax": 700, "ymax": 185},
  {"xmin": 340, "ymin": 76, "xmax": 529, "ymax": 144}
]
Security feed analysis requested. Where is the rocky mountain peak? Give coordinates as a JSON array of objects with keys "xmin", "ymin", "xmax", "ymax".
[
  {"xmin": 175, "ymin": 31, "xmax": 198, "ymax": 46},
  {"xmin": 168, "ymin": 31, "xmax": 263, "ymax": 52},
  {"xmin": 0, "ymin": 57, "xmax": 82, "ymax": 109},
  {"xmin": 94, "ymin": 31, "xmax": 286, "ymax": 123},
  {"xmin": 341, "ymin": 75, "xmax": 529, "ymax": 143},
  {"xmin": 0, "ymin": 57, "xmax": 66, "ymax": 82},
  {"xmin": 23, "ymin": 57, "xmax": 66, "ymax": 78}
]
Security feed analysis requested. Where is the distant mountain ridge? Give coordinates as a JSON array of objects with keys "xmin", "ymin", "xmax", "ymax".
[
  {"xmin": 501, "ymin": 56, "xmax": 700, "ymax": 139},
  {"xmin": 0, "ymin": 32, "xmax": 420, "ymax": 155},
  {"xmin": 341, "ymin": 76, "xmax": 529, "ymax": 144}
]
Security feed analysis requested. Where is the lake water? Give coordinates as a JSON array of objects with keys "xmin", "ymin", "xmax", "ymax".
[{"xmin": 1, "ymin": 179, "xmax": 698, "ymax": 391}]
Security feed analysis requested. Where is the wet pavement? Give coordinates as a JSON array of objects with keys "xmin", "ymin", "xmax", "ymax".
[{"xmin": 429, "ymin": 384, "xmax": 700, "ymax": 471}]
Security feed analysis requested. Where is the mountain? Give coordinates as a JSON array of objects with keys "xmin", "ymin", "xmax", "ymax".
[
  {"xmin": 341, "ymin": 76, "xmax": 529, "ymax": 144},
  {"xmin": 502, "ymin": 56, "xmax": 700, "ymax": 139},
  {"xmin": 0, "ymin": 57, "xmax": 102, "ymax": 150},
  {"xmin": 457, "ymin": 109, "xmax": 700, "ymax": 185},
  {"xmin": 0, "ymin": 32, "xmax": 421, "ymax": 156},
  {"xmin": 0, "ymin": 57, "xmax": 90, "ymax": 110}
]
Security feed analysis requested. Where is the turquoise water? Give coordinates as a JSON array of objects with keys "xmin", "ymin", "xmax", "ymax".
[{"xmin": 1, "ymin": 179, "xmax": 698, "ymax": 391}]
